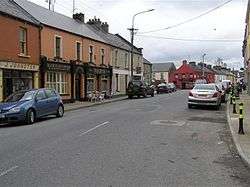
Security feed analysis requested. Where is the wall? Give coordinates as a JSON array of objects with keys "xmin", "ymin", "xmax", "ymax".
[{"xmin": 0, "ymin": 15, "xmax": 40, "ymax": 65}]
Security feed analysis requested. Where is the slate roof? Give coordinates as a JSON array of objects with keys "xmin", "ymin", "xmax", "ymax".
[
  {"xmin": 14, "ymin": 0, "xmax": 106, "ymax": 43},
  {"xmin": 152, "ymin": 63, "xmax": 176, "ymax": 72},
  {"xmin": 0, "ymin": 0, "xmax": 39, "ymax": 25},
  {"xmin": 143, "ymin": 58, "xmax": 152, "ymax": 65},
  {"xmin": 86, "ymin": 25, "xmax": 141, "ymax": 54}
]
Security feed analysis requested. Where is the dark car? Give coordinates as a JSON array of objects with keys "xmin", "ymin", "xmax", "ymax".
[
  {"xmin": 0, "ymin": 88, "xmax": 64, "ymax": 124},
  {"xmin": 127, "ymin": 80, "xmax": 154, "ymax": 99},
  {"xmin": 157, "ymin": 83, "xmax": 171, "ymax": 94}
]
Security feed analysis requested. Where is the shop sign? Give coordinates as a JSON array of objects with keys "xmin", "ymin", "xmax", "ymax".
[
  {"xmin": 88, "ymin": 67, "xmax": 111, "ymax": 75},
  {"xmin": 46, "ymin": 63, "xmax": 71, "ymax": 72},
  {"xmin": 0, "ymin": 61, "xmax": 39, "ymax": 71}
]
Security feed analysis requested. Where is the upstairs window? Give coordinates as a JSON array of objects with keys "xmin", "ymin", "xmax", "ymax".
[
  {"xmin": 125, "ymin": 53, "xmax": 128, "ymax": 68},
  {"xmin": 76, "ymin": 42, "xmax": 82, "ymax": 60},
  {"xmin": 55, "ymin": 36, "xmax": 62, "ymax": 58},
  {"xmin": 19, "ymin": 27, "xmax": 27, "ymax": 55},
  {"xmin": 114, "ymin": 50, "xmax": 118, "ymax": 66},
  {"xmin": 89, "ymin": 46, "xmax": 94, "ymax": 62},
  {"xmin": 101, "ymin": 49, "xmax": 105, "ymax": 64}
]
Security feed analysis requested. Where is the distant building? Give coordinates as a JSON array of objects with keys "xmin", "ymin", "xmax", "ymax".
[
  {"xmin": 143, "ymin": 58, "xmax": 152, "ymax": 85},
  {"xmin": 152, "ymin": 62, "xmax": 176, "ymax": 83},
  {"xmin": 169, "ymin": 60, "xmax": 215, "ymax": 89}
]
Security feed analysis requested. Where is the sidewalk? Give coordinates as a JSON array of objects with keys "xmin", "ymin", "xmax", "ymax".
[
  {"xmin": 64, "ymin": 95, "xmax": 127, "ymax": 112},
  {"xmin": 227, "ymin": 91, "xmax": 250, "ymax": 167}
]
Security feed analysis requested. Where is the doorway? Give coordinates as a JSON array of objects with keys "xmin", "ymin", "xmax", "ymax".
[{"xmin": 75, "ymin": 73, "xmax": 81, "ymax": 101}]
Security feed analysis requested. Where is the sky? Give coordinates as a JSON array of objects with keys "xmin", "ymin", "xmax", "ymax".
[{"xmin": 28, "ymin": 0, "xmax": 248, "ymax": 69}]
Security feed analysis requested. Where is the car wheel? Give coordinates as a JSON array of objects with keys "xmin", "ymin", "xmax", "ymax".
[
  {"xmin": 151, "ymin": 92, "xmax": 154, "ymax": 97},
  {"xmin": 128, "ymin": 95, "xmax": 133, "ymax": 99},
  {"xmin": 26, "ymin": 109, "xmax": 35, "ymax": 124},
  {"xmin": 56, "ymin": 105, "xmax": 64, "ymax": 117}
]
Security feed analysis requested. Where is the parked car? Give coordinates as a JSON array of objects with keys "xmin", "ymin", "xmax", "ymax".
[
  {"xmin": 157, "ymin": 83, "xmax": 171, "ymax": 94},
  {"xmin": 168, "ymin": 83, "xmax": 176, "ymax": 92},
  {"xmin": 216, "ymin": 82, "xmax": 226, "ymax": 103},
  {"xmin": 222, "ymin": 80, "xmax": 232, "ymax": 94},
  {"xmin": 188, "ymin": 83, "xmax": 222, "ymax": 109},
  {"xmin": 0, "ymin": 88, "xmax": 64, "ymax": 124},
  {"xmin": 127, "ymin": 80, "xmax": 154, "ymax": 99}
]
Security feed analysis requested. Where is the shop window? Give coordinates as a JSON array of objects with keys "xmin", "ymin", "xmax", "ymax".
[
  {"xmin": 175, "ymin": 74, "xmax": 178, "ymax": 79},
  {"xmin": 100, "ymin": 49, "xmax": 105, "ymax": 64},
  {"xmin": 55, "ymin": 36, "xmax": 62, "ymax": 58},
  {"xmin": 76, "ymin": 42, "xmax": 82, "ymax": 60},
  {"xmin": 19, "ymin": 27, "xmax": 27, "ymax": 55},
  {"xmin": 87, "ymin": 78, "xmax": 94, "ymax": 92},
  {"xmin": 46, "ymin": 72, "xmax": 68, "ymax": 94}
]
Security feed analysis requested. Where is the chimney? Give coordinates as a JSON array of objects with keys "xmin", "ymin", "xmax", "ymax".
[
  {"xmin": 87, "ymin": 17, "xmax": 109, "ymax": 33},
  {"xmin": 189, "ymin": 62, "xmax": 196, "ymax": 66},
  {"xmin": 207, "ymin": 65, "xmax": 212, "ymax": 69},
  {"xmin": 73, "ymin": 13, "xmax": 85, "ymax": 23},
  {"xmin": 182, "ymin": 60, "xmax": 187, "ymax": 65}
]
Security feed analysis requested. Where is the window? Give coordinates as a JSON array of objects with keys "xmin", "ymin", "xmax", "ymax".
[
  {"xmin": 125, "ymin": 53, "xmax": 128, "ymax": 68},
  {"xmin": 46, "ymin": 72, "xmax": 68, "ymax": 94},
  {"xmin": 175, "ymin": 74, "xmax": 178, "ymax": 79},
  {"xmin": 76, "ymin": 42, "xmax": 82, "ymax": 60},
  {"xmin": 89, "ymin": 46, "xmax": 94, "ymax": 62},
  {"xmin": 190, "ymin": 74, "xmax": 193, "ymax": 78},
  {"xmin": 55, "ymin": 36, "xmax": 62, "ymax": 58},
  {"xmin": 45, "ymin": 89, "xmax": 57, "ymax": 98},
  {"xmin": 160, "ymin": 73, "xmax": 164, "ymax": 80},
  {"xmin": 182, "ymin": 74, "xmax": 186, "ymax": 78},
  {"xmin": 115, "ymin": 50, "xmax": 118, "ymax": 67},
  {"xmin": 36, "ymin": 90, "xmax": 46, "ymax": 100},
  {"xmin": 101, "ymin": 49, "xmax": 105, "ymax": 64},
  {"xmin": 19, "ymin": 27, "xmax": 27, "ymax": 55}
]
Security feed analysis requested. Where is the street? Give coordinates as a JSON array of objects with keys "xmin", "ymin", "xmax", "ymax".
[{"xmin": 0, "ymin": 90, "xmax": 250, "ymax": 186}]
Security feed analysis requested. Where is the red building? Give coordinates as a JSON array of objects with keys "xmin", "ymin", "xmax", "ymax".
[{"xmin": 169, "ymin": 60, "xmax": 215, "ymax": 89}]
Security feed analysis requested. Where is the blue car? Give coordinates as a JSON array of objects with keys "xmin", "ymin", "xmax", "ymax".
[{"xmin": 0, "ymin": 88, "xmax": 64, "ymax": 124}]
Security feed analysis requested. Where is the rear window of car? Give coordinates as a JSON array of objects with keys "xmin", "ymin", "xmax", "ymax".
[{"xmin": 194, "ymin": 84, "xmax": 215, "ymax": 90}]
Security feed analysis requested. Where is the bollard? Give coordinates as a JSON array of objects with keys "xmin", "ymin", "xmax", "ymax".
[
  {"xmin": 233, "ymin": 96, "xmax": 237, "ymax": 114},
  {"xmin": 238, "ymin": 102, "xmax": 245, "ymax": 135}
]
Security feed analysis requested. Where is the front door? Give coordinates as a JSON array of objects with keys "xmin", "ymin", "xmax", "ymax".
[{"xmin": 75, "ymin": 73, "xmax": 81, "ymax": 100}]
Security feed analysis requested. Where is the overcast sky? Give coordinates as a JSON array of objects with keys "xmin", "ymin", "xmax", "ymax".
[{"xmin": 29, "ymin": 0, "xmax": 248, "ymax": 69}]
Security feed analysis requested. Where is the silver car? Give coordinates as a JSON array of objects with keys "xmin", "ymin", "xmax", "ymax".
[{"xmin": 188, "ymin": 83, "xmax": 222, "ymax": 109}]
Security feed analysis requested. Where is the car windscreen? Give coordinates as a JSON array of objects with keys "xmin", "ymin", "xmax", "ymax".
[
  {"xmin": 5, "ymin": 91, "xmax": 35, "ymax": 102},
  {"xmin": 193, "ymin": 84, "xmax": 215, "ymax": 90}
]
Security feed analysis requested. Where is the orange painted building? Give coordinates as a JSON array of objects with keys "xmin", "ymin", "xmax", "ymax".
[
  {"xmin": 17, "ymin": 0, "xmax": 112, "ymax": 102},
  {"xmin": 0, "ymin": 0, "xmax": 40, "ymax": 101}
]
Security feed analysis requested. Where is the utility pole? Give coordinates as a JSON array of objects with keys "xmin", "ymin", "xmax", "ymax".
[
  {"xmin": 202, "ymin": 53, "xmax": 206, "ymax": 78},
  {"xmin": 73, "ymin": 0, "xmax": 76, "ymax": 14},
  {"xmin": 128, "ymin": 9, "xmax": 154, "ymax": 80}
]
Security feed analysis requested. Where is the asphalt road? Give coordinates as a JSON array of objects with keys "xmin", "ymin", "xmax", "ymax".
[{"xmin": 0, "ymin": 90, "xmax": 250, "ymax": 187}]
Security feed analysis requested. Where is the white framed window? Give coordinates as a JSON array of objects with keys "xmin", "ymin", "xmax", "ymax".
[
  {"xmin": 19, "ymin": 27, "xmax": 27, "ymax": 55},
  {"xmin": 125, "ymin": 53, "xmax": 128, "ymax": 68},
  {"xmin": 75, "ymin": 41, "xmax": 82, "ymax": 60},
  {"xmin": 114, "ymin": 50, "xmax": 118, "ymax": 67},
  {"xmin": 46, "ymin": 72, "xmax": 68, "ymax": 94},
  {"xmin": 54, "ymin": 35, "xmax": 62, "ymax": 58},
  {"xmin": 89, "ymin": 45, "xmax": 94, "ymax": 62},
  {"xmin": 101, "ymin": 48, "xmax": 105, "ymax": 64}
]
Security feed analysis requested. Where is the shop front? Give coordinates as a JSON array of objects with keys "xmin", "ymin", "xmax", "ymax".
[
  {"xmin": 0, "ymin": 61, "xmax": 39, "ymax": 102},
  {"xmin": 86, "ymin": 65, "xmax": 112, "ymax": 99},
  {"xmin": 40, "ymin": 57, "xmax": 72, "ymax": 102}
]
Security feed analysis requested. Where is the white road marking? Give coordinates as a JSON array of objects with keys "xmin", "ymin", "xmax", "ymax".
[
  {"xmin": 150, "ymin": 120, "xmax": 186, "ymax": 126},
  {"xmin": 0, "ymin": 166, "xmax": 18, "ymax": 177},
  {"xmin": 79, "ymin": 121, "xmax": 110, "ymax": 136}
]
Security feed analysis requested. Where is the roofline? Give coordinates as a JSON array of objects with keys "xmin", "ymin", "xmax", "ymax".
[
  {"xmin": 87, "ymin": 25, "xmax": 142, "ymax": 55},
  {"xmin": 115, "ymin": 34, "xmax": 143, "ymax": 55},
  {"xmin": 0, "ymin": 9, "xmax": 40, "ymax": 27}
]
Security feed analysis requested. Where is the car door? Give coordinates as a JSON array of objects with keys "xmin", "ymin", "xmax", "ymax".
[
  {"xmin": 45, "ymin": 89, "xmax": 58, "ymax": 114},
  {"xmin": 34, "ymin": 90, "xmax": 49, "ymax": 117}
]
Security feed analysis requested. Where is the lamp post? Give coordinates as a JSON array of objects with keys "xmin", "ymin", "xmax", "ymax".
[
  {"xmin": 202, "ymin": 53, "xmax": 206, "ymax": 78},
  {"xmin": 129, "ymin": 9, "xmax": 154, "ymax": 80}
]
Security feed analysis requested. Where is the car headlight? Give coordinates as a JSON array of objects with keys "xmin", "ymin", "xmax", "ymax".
[{"xmin": 9, "ymin": 107, "xmax": 21, "ymax": 113}]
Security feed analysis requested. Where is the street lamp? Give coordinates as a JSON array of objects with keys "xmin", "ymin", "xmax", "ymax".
[
  {"xmin": 202, "ymin": 53, "xmax": 206, "ymax": 78},
  {"xmin": 129, "ymin": 9, "xmax": 155, "ymax": 80}
]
